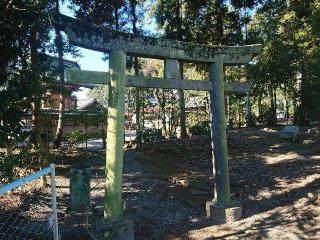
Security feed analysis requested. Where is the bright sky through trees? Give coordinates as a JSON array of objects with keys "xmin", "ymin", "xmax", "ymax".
[
  {"xmin": 60, "ymin": 0, "xmax": 157, "ymax": 72},
  {"xmin": 60, "ymin": 1, "xmax": 108, "ymax": 72}
]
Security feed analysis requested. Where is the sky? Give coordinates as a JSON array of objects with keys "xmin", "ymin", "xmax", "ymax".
[{"xmin": 60, "ymin": 3, "xmax": 109, "ymax": 72}]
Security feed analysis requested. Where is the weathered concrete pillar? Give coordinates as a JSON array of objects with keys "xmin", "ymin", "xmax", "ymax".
[
  {"xmin": 207, "ymin": 60, "xmax": 242, "ymax": 224},
  {"xmin": 104, "ymin": 50, "xmax": 126, "ymax": 220},
  {"xmin": 164, "ymin": 59, "xmax": 179, "ymax": 79}
]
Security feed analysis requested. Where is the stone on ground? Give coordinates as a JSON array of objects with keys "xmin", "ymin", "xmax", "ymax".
[{"xmin": 280, "ymin": 125, "xmax": 299, "ymax": 140}]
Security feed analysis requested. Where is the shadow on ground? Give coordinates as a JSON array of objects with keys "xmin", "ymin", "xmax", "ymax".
[{"xmin": 47, "ymin": 128, "xmax": 320, "ymax": 239}]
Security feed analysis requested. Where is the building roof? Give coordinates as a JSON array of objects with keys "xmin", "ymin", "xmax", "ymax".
[
  {"xmin": 77, "ymin": 98, "xmax": 106, "ymax": 111},
  {"xmin": 185, "ymin": 97, "xmax": 207, "ymax": 109}
]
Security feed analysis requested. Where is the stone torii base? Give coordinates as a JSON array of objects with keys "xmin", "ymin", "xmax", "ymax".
[{"xmin": 206, "ymin": 200, "xmax": 242, "ymax": 224}]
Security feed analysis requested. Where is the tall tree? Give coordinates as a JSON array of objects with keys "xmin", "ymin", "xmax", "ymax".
[
  {"xmin": 290, "ymin": 0, "xmax": 320, "ymax": 125},
  {"xmin": 155, "ymin": 0, "xmax": 188, "ymax": 138},
  {"xmin": 247, "ymin": 0, "xmax": 297, "ymax": 125},
  {"xmin": 29, "ymin": 27, "xmax": 41, "ymax": 146},
  {"xmin": 130, "ymin": 0, "xmax": 143, "ymax": 143},
  {"xmin": 53, "ymin": 0, "xmax": 66, "ymax": 148},
  {"xmin": 0, "ymin": 0, "xmax": 56, "ymax": 153}
]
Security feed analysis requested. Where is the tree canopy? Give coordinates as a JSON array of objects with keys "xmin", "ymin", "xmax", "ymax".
[{"xmin": 1, "ymin": 0, "xmax": 320, "ymax": 151}]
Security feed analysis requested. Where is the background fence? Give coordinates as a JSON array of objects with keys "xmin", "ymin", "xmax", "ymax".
[{"xmin": 0, "ymin": 164, "xmax": 59, "ymax": 240}]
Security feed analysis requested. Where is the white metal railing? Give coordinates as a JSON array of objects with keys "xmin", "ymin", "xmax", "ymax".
[{"xmin": 0, "ymin": 164, "xmax": 59, "ymax": 240}]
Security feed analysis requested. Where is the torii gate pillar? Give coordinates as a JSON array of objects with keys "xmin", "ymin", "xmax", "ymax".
[
  {"xmin": 206, "ymin": 59, "xmax": 242, "ymax": 223},
  {"xmin": 104, "ymin": 50, "xmax": 127, "ymax": 220}
]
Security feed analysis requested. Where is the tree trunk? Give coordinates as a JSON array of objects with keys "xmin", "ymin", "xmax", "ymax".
[
  {"xmin": 53, "ymin": 0, "xmax": 65, "ymax": 148},
  {"xmin": 283, "ymin": 88, "xmax": 289, "ymax": 123},
  {"xmin": 115, "ymin": 8, "xmax": 119, "ymax": 30},
  {"xmin": 258, "ymin": 95, "xmax": 262, "ymax": 123},
  {"xmin": 268, "ymin": 83, "xmax": 276, "ymax": 126},
  {"xmin": 168, "ymin": 90, "xmax": 175, "ymax": 136},
  {"xmin": 175, "ymin": 1, "xmax": 187, "ymax": 138},
  {"xmin": 85, "ymin": 124, "xmax": 88, "ymax": 153},
  {"xmin": 215, "ymin": 0, "xmax": 224, "ymax": 44},
  {"xmin": 130, "ymin": 0, "xmax": 142, "ymax": 143},
  {"xmin": 237, "ymin": 99, "xmax": 241, "ymax": 128},
  {"xmin": 273, "ymin": 86, "xmax": 277, "ymax": 125},
  {"xmin": 246, "ymin": 93, "xmax": 251, "ymax": 127},
  {"xmin": 5, "ymin": 134, "xmax": 12, "ymax": 157},
  {"xmin": 141, "ymin": 89, "xmax": 145, "ymax": 130},
  {"xmin": 225, "ymin": 94, "xmax": 229, "ymax": 127},
  {"xmin": 102, "ymin": 118, "xmax": 106, "ymax": 149},
  {"xmin": 39, "ymin": 132, "xmax": 49, "ymax": 187},
  {"xmin": 161, "ymin": 91, "xmax": 167, "ymax": 137},
  {"xmin": 135, "ymin": 87, "xmax": 141, "ymax": 142},
  {"xmin": 178, "ymin": 63, "xmax": 187, "ymax": 138},
  {"xmin": 154, "ymin": 89, "xmax": 167, "ymax": 138},
  {"xmin": 29, "ymin": 27, "xmax": 41, "ymax": 147}
]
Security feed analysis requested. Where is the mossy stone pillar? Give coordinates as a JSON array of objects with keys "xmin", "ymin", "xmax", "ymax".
[
  {"xmin": 104, "ymin": 50, "xmax": 126, "ymax": 220},
  {"xmin": 210, "ymin": 60, "xmax": 231, "ymax": 204},
  {"xmin": 207, "ymin": 60, "xmax": 242, "ymax": 223},
  {"xmin": 70, "ymin": 167, "xmax": 91, "ymax": 212}
]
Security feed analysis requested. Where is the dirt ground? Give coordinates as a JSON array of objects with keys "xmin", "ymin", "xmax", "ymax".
[
  {"xmin": 49, "ymin": 127, "xmax": 319, "ymax": 239},
  {"xmin": 2, "ymin": 127, "xmax": 319, "ymax": 239}
]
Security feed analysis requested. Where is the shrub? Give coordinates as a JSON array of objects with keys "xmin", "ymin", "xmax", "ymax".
[
  {"xmin": 64, "ymin": 131, "xmax": 85, "ymax": 148},
  {"xmin": 259, "ymin": 105, "xmax": 276, "ymax": 126},
  {"xmin": 140, "ymin": 128, "xmax": 162, "ymax": 144},
  {"xmin": 189, "ymin": 121, "xmax": 211, "ymax": 137},
  {"xmin": 0, "ymin": 149, "xmax": 50, "ymax": 184}
]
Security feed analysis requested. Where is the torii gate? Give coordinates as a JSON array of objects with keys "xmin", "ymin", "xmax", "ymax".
[{"xmin": 58, "ymin": 14, "xmax": 261, "ymax": 224}]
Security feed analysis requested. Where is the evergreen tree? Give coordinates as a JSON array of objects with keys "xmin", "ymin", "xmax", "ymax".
[
  {"xmin": 53, "ymin": 0, "xmax": 66, "ymax": 148},
  {"xmin": 0, "ymin": 0, "xmax": 57, "ymax": 153}
]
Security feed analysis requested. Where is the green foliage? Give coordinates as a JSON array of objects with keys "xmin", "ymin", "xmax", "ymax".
[
  {"xmin": 87, "ymin": 86, "xmax": 109, "ymax": 108},
  {"xmin": 246, "ymin": 0, "xmax": 320, "ymax": 125},
  {"xmin": 258, "ymin": 105, "xmax": 276, "ymax": 126},
  {"xmin": 140, "ymin": 128, "xmax": 162, "ymax": 144},
  {"xmin": 1, "ymin": 0, "xmax": 320, "ymax": 148},
  {"xmin": 0, "ymin": 149, "xmax": 50, "ymax": 184},
  {"xmin": 64, "ymin": 130, "xmax": 85, "ymax": 148},
  {"xmin": 0, "ymin": 0, "xmax": 67, "ymax": 146},
  {"xmin": 70, "ymin": 0, "xmax": 127, "ymax": 28},
  {"xmin": 189, "ymin": 121, "xmax": 210, "ymax": 137}
]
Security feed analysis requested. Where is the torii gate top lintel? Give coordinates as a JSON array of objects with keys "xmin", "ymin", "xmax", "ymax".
[{"xmin": 58, "ymin": 14, "xmax": 261, "ymax": 65}]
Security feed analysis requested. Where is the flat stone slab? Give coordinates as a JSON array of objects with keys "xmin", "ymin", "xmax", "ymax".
[
  {"xmin": 206, "ymin": 200, "xmax": 242, "ymax": 224},
  {"xmin": 280, "ymin": 125, "xmax": 299, "ymax": 140}
]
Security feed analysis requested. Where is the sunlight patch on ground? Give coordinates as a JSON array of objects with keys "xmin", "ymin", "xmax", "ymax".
[
  {"xmin": 264, "ymin": 152, "xmax": 304, "ymax": 164},
  {"xmin": 187, "ymin": 194, "xmax": 320, "ymax": 239},
  {"xmin": 270, "ymin": 143, "xmax": 284, "ymax": 149}
]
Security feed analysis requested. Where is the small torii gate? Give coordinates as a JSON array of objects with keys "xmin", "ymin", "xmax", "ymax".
[{"xmin": 58, "ymin": 14, "xmax": 261, "ymax": 224}]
